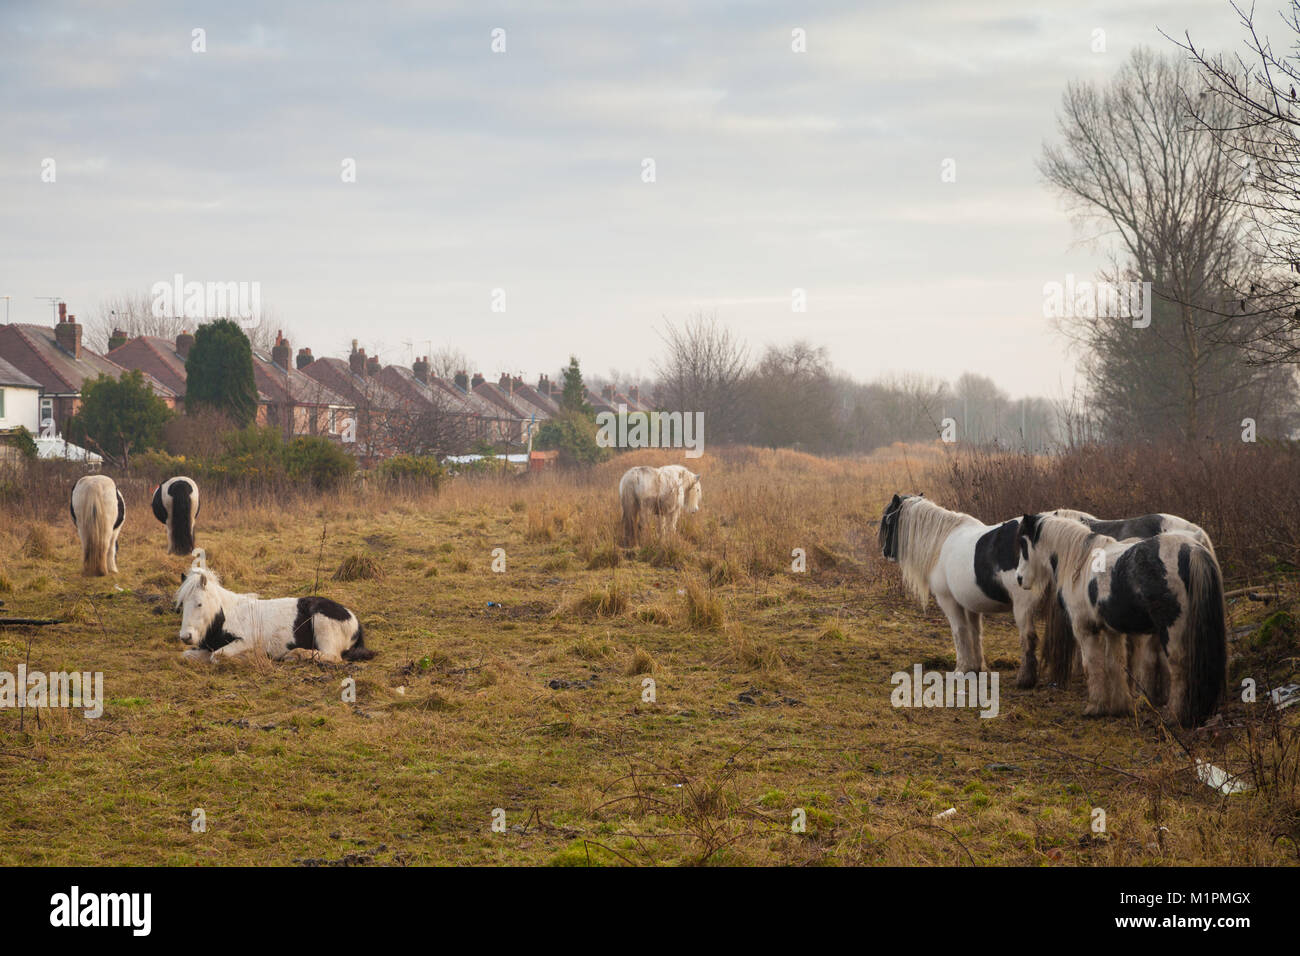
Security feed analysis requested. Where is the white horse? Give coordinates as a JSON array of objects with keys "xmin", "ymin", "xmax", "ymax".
[
  {"xmin": 70, "ymin": 475, "xmax": 124, "ymax": 576},
  {"xmin": 619, "ymin": 464, "xmax": 702, "ymax": 546},
  {"xmin": 151, "ymin": 476, "xmax": 199, "ymax": 556},
  {"xmin": 1017, "ymin": 513, "xmax": 1226, "ymax": 727},
  {"xmin": 174, "ymin": 566, "xmax": 373, "ymax": 663},
  {"xmin": 878, "ymin": 494, "xmax": 1049, "ymax": 682}
]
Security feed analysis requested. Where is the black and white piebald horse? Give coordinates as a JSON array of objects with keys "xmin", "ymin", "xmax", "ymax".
[
  {"xmin": 174, "ymin": 566, "xmax": 374, "ymax": 664},
  {"xmin": 878, "ymin": 494, "xmax": 1049, "ymax": 685},
  {"xmin": 1041, "ymin": 509, "xmax": 1215, "ymax": 685},
  {"xmin": 152, "ymin": 476, "xmax": 199, "ymax": 556},
  {"xmin": 1016, "ymin": 513, "xmax": 1226, "ymax": 727},
  {"xmin": 71, "ymin": 475, "xmax": 125, "ymax": 576}
]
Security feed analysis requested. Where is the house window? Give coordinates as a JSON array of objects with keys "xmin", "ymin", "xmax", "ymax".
[{"xmin": 40, "ymin": 397, "xmax": 53, "ymax": 433}]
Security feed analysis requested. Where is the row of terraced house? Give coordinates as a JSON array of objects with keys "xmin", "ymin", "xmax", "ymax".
[{"xmin": 0, "ymin": 304, "xmax": 654, "ymax": 464}]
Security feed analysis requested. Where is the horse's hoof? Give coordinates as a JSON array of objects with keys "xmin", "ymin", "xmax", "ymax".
[{"xmin": 1016, "ymin": 671, "xmax": 1037, "ymax": 690}]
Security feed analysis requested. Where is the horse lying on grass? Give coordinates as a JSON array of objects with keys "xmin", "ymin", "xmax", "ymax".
[
  {"xmin": 619, "ymin": 464, "xmax": 702, "ymax": 546},
  {"xmin": 174, "ymin": 567, "xmax": 374, "ymax": 664},
  {"xmin": 1017, "ymin": 513, "xmax": 1225, "ymax": 727}
]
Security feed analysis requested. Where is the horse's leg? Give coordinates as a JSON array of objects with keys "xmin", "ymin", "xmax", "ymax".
[
  {"xmin": 210, "ymin": 638, "xmax": 248, "ymax": 662},
  {"xmin": 1013, "ymin": 597, "xmax": 1038, "ymax": 689},
  {"xmin": 1078, "ymin": 628, "xmax": 1109, "ymax": 716},
  {"xmin": 1162, "ymin": 621, "xmax": 1190, "ymax": 726},
  {"xmin": 965, "ymin": 609, "xmax": 989, "ymax": 672},
  {"xmin": 109, "ymin": 526, "xmax": 120, "ymax": 573},
  {"xmin": 934, "ymin": 591, "xmax": 974, "ymax": 673},
  {"xmin": 1131, "ymin": 633, "xmax": 1168, "ymax": 707},
  {"xmin": 1102, "ymin": 634, "xmax": 1133, "ymax": 714},
  {"xmin": 182, "ymin": 648, "xmax": 212, "ymax": 663}
]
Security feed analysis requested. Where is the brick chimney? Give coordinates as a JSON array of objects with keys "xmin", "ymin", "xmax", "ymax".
[
  {"xmin": 412, "ymin": 355, "xmax": 430, "ymax": 385},
  {"xmin": 55, "ymin": 307, "xmax": 82, "ymax": 359},
  {"xmin": 349, "ymin": 340, "xmax": 366, "ymax": 376},
  {"xmin": 108, "ymin": 328, "xmax": 129, "ymax": 351},
  {"xmin": 272, "ymin": 331, "xmax": 291, "ymax": 370},
  {"xmin": 454, "ymin": 370, "xmax": 469, "ymax": 391},
  {"xmin": 628, "ymin": 385, "xmax": 640, "ymax": 405},
  {"xmin": 175, "ymin": 330, "xmax": 195, "ymax": 359},
  {"xmin": 537, "ymin": 373, "xmax": 549, "ymax": 393},
  {"xmin": 498, "ymin": 372, "xmax": 512, "ymax": 389},
  {"xmin": 366, "ymin": 355, "xmax": 380, "ymax": 377},
  {"xmin": 471, "ymin": 372, "xmax": 485, "ymax": 388},
  {"xmin": 601, "ymin": 384, "xmax": 615, "ymax": 401},
  {"xmin": 296, "ymin": 347, "xmax": 314, "ymax": 369}
]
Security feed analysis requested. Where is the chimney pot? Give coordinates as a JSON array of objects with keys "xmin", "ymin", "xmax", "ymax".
[
  {"xmin": 412, "ymin": 355, "xmax": 430, "ymax": 385},
  {"xmin": 471, "ymin": 372, "xmax": 485, "ymax": 388},
  {"xmin": 54, "ymin": 309, "xmax": 82, "ymax": 359},
  {"xmin": 272, "ymin": 333, "xmax": 291, "ymax": 370},
  {"xmin": 296, "ymin": 347, "xmax": 314, "ymax": 369}
]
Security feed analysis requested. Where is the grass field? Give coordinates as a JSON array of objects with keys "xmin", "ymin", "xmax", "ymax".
[{"xmin": 1, "ymin": 446, "xmax": 1297, "ymax": 866}]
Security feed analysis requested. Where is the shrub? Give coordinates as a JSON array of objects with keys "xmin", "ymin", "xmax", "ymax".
[
  {"xmin": 10, "ymin": 426, "xmax": 38, "ymax": 462},
  {"xmin": 285, "ymin": 435, "xmax": 355, "ymax": 489},
  {"xmin": 377, "ymin": 454, "xmax": 446, "ymax": 489}
]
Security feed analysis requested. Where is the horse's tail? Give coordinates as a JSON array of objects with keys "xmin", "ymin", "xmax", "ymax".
[
  {"xmin": 1181, "ymin": 546, "xmax": 1227, "ymax": 727},
  {"xmin": 81, "ymin": 493, "xmax": 111, "ymax": 576},
  {"xmin": 620, "ymin": 479, "xmax": 638, "ymax": 546},
  {"xmin": 170, "ymin": 481, "xmax": 195, "ymax": 555},
  {"xmin": 1040, "ymin": 588, "xmax": 1076, "ymax": 684},
  {"xmin": 342, "ymin": 621, "xmax": 376, "ymax": 661}
]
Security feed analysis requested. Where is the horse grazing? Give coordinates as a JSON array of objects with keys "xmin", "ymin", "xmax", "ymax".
[
  {"xmin": 174, "ymin": 566, "xmax": 374, "ymax": 664},
  {"xmin": 70, "ymin": 475, "xmax": 125, "ymax": 576},
  {"xmin": 1016, "ymin": 513, "xmax": 1226, "ymax": 727},
  {"xmin": 619, "ymin": 465, "xmax": 702, "ymax": 546},
  {"xmin": 1040, "ymin": 509, "xmax": 1215, "ymax": 686},
  {"xmin": 152, "ymin": 476, "xmax": 199, "ymax": 555},
  {"xmin": 878, "ymin": 494, "xmax": 1050, "ymax": 683}
]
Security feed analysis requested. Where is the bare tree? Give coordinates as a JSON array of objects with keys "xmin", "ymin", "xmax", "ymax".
[
  {"xmin": 1173, "ymin": 1, "xmax": 1300, "ymax": 363},
  {"xmin": 652, "ymin": 311, "xmax": 752, "ymax": 443},
  {"xmin": 750, "ymin": 341, "xmax": 839, "ymax": 451},
  {"xmin": 1039, "ymin": 47, "xmax": 1296, "ymax": 440},
  {"xmin": 428, "ymin": 346, "xmax": 474, "ymax": 381},
  {"xmin": 86, "ymin": 290, "xmax": 285, "ymax": 353}
]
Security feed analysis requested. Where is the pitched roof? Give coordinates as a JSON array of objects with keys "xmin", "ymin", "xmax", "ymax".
[
  {"xmin": 253, "ymin": 352, "xmax": 352, "ymax": 408},
  {"xmin": 0, "ymin": 324, "xmax": 129, "ymax": 396},
  {"xmin": 300, "ymin": 357, "xmax": 402, "ymax": 410},
  {"xmin": 432, "ymin": 377, "xmax": 501, "ymax": 417},
  {"xmin": 0, "ymin": 355, "xmax": 41, "ymax": 390},
  {"xmin": 472, "ymin": 381, "xmax": 528, "ymax": 417},
  {"xmin": 106, "ymin": 336, "xmax": 188, "ymax": 397}
]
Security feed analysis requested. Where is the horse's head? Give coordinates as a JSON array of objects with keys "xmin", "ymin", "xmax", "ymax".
[
  {"xmin": 1015, "ymin": 513, "xmax": 1044, "ymax": 590},
  {"xmin": 684, "ymin": 473, "xmax": 702, "ymax": 513},
  {"xmin": 175, "ymin": 568, "xmax": 220, "ymax": 646},
  {"xmin": 878, "ymin": 493, "xmax": 915, "ymax": 561}
]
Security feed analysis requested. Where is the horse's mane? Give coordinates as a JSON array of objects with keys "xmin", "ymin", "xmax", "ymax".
[
  {"xmin": 896, "ymin": 498, "xmax": 977, "ymax": 608},
  {"xmin": 1051, "ymin": 508, "xmax": 1096, "ymax": 521},
  {"xmin": 173, "ymin": 566, "xmax": 224, "ymax": 608},
  {"xmin": 1032, "ymin": 516, "xmax": 1107, "ymax": 588}
]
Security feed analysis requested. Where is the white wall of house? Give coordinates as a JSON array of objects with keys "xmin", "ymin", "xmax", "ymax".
[{"xmin": 0, "ymin": 385, "xmax": 41, "ymax": 432}]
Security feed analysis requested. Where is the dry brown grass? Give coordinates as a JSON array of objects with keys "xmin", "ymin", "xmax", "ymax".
[{"xmin": 0, "ymin": 443, "xmax": 1295, "ymax": 866}]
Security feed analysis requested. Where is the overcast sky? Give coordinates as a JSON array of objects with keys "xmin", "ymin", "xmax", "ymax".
[{"xmin": 0, "ymin": 0, "xmax": 1268, "ymax": 399}]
